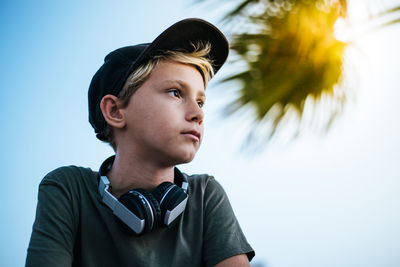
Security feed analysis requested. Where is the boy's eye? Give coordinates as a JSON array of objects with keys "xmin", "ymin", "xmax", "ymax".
[
  {"xmin": 167, "ymin": 89, "xmax": 180, "ymax": 98},
  {"xmin": 197, "ymin": 100, "xmax": 205, "ymax": 108}
]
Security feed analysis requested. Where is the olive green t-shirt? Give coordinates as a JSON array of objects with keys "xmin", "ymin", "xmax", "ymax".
[{"xmin": 26, "ymin": 166, "xmax": 254, "ymax": 267}]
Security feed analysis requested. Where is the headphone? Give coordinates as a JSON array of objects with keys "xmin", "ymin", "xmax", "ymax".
[{"xmin": 98, "ymin": 155, "xmax": 188, "ymax": 235}]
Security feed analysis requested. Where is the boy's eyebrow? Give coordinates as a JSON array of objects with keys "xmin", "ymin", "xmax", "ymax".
[{"xmin": 164, "ymin": 79, "xmax": 206, "ymax": 98}]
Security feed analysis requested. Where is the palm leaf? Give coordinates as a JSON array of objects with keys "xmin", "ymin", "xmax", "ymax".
[
  {"xmin": 196, "ymin": 0, "xmax": 400, "ymax": 150},
  {"xmin": 218, "ymin": 0, "xmax": 347, "ymax": 148}
]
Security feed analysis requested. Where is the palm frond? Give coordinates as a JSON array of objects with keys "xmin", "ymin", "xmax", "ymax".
[
  {"xmin": 224, "ymin": 0, "xmax": 259, "ymax": 18},
  {"xmin": 218, "ymin": 0, "xmax": 348, "ymax": 149},
  {"xmin": 368, "ymin": 4, "xmax": 400, "ymax": 18},
  {"xmin": 197, "ymin": 0, "xmax": 400, "ymax": 150}
]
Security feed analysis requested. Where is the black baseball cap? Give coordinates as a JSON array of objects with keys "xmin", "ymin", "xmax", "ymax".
[{"xmin": 88, "ymin": 18, "xmax": 229, "ymax": 141}]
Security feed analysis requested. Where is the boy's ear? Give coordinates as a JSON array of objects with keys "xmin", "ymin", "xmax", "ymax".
[{"xmin": 100, "ymin": 95, "xmax": 126, "ymax": 129}]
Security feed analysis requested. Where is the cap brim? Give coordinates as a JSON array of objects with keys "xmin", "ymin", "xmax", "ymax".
[{"xmin": 127, "ymin": 18, "xmax": 229, "ymax": 78}]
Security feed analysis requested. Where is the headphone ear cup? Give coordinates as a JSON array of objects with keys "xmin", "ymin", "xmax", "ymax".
[
  {"xmin": 152, "ymin": 182, "xmax": 187, "ymax": 227},
  {"xmin": 136, "ymin": 189, "xmax": 162, "ymax": 230},
  {"xmin": 118, "ymin": 189, "xmax": 161, "ymax": 234},
  {"xmin": 152, "ymin": 182, "xmax": 174, "ymax": 203},
  {"xmin": 118, "ymin": 191, "xmax": 147, "ymax": 234}
]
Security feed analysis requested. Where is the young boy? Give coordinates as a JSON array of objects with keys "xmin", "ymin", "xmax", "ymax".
[{"xmin": 26, "ymin": 18, "xmax": 255, "ymax": 267}]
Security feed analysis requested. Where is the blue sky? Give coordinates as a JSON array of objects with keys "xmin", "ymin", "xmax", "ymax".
[{"xmin": 1, "ymin": 1, "xmax": 400, "ymax": 266}]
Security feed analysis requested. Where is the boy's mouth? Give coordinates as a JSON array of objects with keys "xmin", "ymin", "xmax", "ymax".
[{"xmin": 181, "ymin": 130, "xmax": 201, "ymax": 142}]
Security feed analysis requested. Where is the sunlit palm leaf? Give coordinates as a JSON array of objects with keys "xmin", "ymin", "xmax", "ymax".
[
  {"xmin": 221, "ymin": 0, "xmax": 347, "ymax": 147},
  {"xmin": 196, "ymin": 0, "xmax": 400, "ymax": 149}
]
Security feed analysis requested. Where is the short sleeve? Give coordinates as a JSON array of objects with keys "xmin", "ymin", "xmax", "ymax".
[
  {"xmin": 26, "ymin": 172, "xmax": 77, "ymax": 267},
  {"xmin": 202, "ymin": 177, "xmax": 255, "ymax": 266}
]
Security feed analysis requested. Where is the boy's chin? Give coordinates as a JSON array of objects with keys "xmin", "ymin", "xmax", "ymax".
[{"xmin": 169, "ymin": 149, "xmax": 197, "ymax": 165}]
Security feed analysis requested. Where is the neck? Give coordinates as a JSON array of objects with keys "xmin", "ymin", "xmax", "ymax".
[{"xmin": 106, "ymin": 150, "xmax": 175, "ymax": 198}]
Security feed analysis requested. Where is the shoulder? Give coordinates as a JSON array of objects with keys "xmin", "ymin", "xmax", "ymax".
[
  {"xmin": 183, "ymin": 173, "xmax": 223, "ymax": 193},
  {"xmin": 183, "ymin": 173, "xmax": 228, "ymax": 203},
  {"xmin": 184, "ymin": 173, "xmax": 213, "ymax": 187},
  {"xmin": 40, "ymin": 165, "xmax": 96, "ymax": 193},
  {"xmin": 37, "ymin": 165, "xmax": 98, "ymax": 206}
]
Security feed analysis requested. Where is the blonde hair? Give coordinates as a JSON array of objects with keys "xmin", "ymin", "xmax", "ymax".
[{"xmin": 105, "ymin": 42, "xmax": 214, "ymax": 150}]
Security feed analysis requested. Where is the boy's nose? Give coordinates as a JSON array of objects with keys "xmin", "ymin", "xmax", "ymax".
[{"xmin": 186, "ymin": 101, "xmax": 204, "ymax": 124}]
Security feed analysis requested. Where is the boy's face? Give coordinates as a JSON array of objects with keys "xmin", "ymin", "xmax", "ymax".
[{"xmin": 119, "ymin": 60, "xmax": 206, "ymax": 166}]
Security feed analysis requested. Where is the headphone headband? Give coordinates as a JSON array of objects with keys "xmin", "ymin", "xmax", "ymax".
[{"xmin": 99, "ymin": 155, "xmax": 188, "ymax": 192}]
